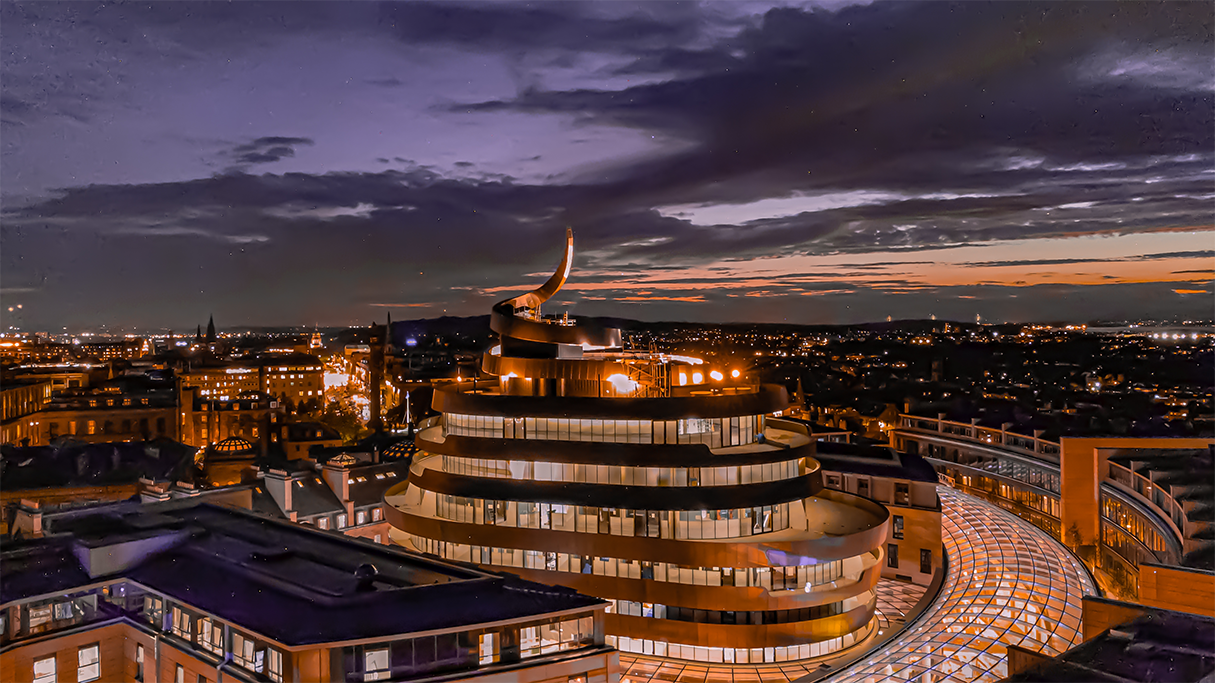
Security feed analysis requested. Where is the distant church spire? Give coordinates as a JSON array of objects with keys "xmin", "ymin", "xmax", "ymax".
[
  {"xmin": 206, "ymin": 315, "xmax": 216, "ymax": 343},
  {"xmin": 195, "ymin": 325, "xmax": 203, "ymax": 343}
]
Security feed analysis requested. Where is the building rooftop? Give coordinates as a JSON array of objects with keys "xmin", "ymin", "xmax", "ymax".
[
  {"xmin": 2, "ymin": 502, "xmax": 605, "ymax": 646},
  {"xmin": 1002, "ymin": 602, "xmax": 1215, "ymax": 682},
  {"xmin": 0, "ymin": 438, "xmax": 196, "ymax": 492},
  {"xmin": 812, "ymin": 439, "xmax": 940, "ymax": 484}
]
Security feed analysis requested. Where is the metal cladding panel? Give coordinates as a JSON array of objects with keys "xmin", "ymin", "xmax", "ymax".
[
  {"xmin": 410, "ymin": 468, "xmax": 823, "ymax": 510},
  {"xmin": 432, "ymin": 384, "xmax": 789, "ymax": 420},
  {"xmin": 482, "ymin": 353, "xmax": 626, "ymax": 381},
  {"xmin": 417, "ymin": 432, "xmax": 814, "ymax": 467},
  {"xmin": 490, "ymin": 306, "xmax": 623, "ymax": 347}
]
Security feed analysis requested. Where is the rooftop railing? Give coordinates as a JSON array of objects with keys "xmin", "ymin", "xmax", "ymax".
[
  {"xmin": 897, "ymin": 413, "xmax": 1190, "ymax": 549},
  {"xmin": 897, "ymin": 414, "xmax": 1061, "ymax": 463}
]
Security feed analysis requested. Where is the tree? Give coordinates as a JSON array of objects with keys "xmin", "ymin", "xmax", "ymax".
[
  {"xmin": 318, "ymin": 400, "xmax": 366, "ymax": 443},
  {"xmin": 1066, "ymin": 522, "xmax": 1083, "ymax": 549}
]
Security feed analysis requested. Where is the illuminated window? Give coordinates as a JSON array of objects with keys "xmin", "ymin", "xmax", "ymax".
[
  {"xmin": 893, "ymin": 515, "xmax": 904, "ymax": 540},
  {"xmin": 363, "ymin": 648, "xmax": 389, "ymax": 681},
  {"xmin": 267, "ymin": 650, "xmax": 282, "ymax": 683},
  {"xmin": 520, "ymin": 626, "xmax": 541, "ymax": 658},
  {"xmin": 77, "ymin": 644, "xmax": 99, "ymax": 682},
  {"xmin": 233, "ymin": 633, "xmax": 256, "ymax": 669},
  {"xmin": 479, "ymin": 632, "xmax": 499, "ymax": 664},
  {"xmin": 33, "ymin": 656, "xmax": 56, "ymax": 683}
]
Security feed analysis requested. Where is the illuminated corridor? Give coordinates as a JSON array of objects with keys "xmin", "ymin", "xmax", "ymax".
[
  {"xmin": 619, "ymin": 487, "xmax": 1095, "ymax": 683},
  {"xmin": 821, "ymin": 486, "xmax": 1095, "ymax": 682}
]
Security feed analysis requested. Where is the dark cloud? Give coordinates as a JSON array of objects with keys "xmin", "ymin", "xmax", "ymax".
[
  {"xmin": 0, "ymin": 93, "xmax": 33, "ymax": 124},
  {"xmin": 226, "ymin": 137, "xmax": 314, "ymax": 167},
  {"xmin": 374, "ymin": 2, "xmax": 701, "ymax": 55},
  {"xmin": 2, "ymin": 1, "xmax": 1212, "ymax": 328},
  {"xmin": 452, "ymin": 1, "xmax": 1213, "ymax": 209}
]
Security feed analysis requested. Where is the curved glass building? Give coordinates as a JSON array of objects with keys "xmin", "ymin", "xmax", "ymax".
[{"xmin": 385, "ymin": 230, "xmax": 891, "ymax": 664}]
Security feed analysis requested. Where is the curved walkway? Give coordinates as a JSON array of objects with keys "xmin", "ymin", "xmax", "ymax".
[
  {"xmin": 821, "ymin": 487, "xmax": 1095, "ymax": 683},
  {"xmin": 619, "ymin": 487, "xmax": 1095, "ymax": 683}
]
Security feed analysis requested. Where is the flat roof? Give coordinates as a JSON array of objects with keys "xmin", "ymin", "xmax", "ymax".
[
  {"xmin": 813, "ymin": 440, "xmax": 939, "ymax": 483},
  {"xmin": 1003, "ymin": 602, "xmax": 1215, "ymax": 682},
  {"xmin": 3, "ymin": 502, "xmax": 604, "ymax": 646}
]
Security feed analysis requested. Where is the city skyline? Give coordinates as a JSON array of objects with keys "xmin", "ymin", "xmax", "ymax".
[{"xmin": 2, "ymin": 1, "xmax": 1212, "ymax": 330}]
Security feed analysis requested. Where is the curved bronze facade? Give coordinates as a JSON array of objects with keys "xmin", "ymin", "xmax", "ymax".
[{"xmin": 386, "ymin": 231, "xmax": 888, "ymax": 663}]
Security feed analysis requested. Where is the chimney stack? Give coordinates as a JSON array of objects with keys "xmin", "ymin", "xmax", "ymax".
[{"xmin": 264, "ymin": 469, "xmax": 297, "ymax": 522}]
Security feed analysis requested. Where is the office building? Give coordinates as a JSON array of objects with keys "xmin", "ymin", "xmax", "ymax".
[{"xmin": 386, "ymin": 231, "xmax": 891, "ymax": 664}]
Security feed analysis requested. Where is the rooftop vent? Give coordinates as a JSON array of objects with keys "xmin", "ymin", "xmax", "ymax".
[{"xmin": 355, "ymin": 563, "xmax": 379, "ymax": 591}]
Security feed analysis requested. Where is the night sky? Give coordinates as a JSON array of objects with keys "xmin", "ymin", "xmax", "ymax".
[{"xmin": 2, "ymin": 1, "xmax": 1212, "ymax": 331}]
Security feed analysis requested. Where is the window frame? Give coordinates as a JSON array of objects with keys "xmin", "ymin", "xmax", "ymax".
[
  {"xmin": 363, "ymin": 647, "xmax": 390, "ymax": 681},
  {"xmin": 33, "ymin": 655, "xmax": 56, "ymax": 683},
  {"xmin": 77, "ymin": 643, "xmax": 100, "ymax": 683}
]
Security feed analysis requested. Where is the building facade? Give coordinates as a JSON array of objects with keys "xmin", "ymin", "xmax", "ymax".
[
  {"xmin": 796, "ymin": 435, "xmax": 943, "ymax": 587},
  {"xmin": 0, "ymin": 380, "xmax": 52, "ymax": 445},
  {"xmin": 893, "ymin": 414, "xmax": 1214, "ymax": 615},
  {"xmin": 178, "ymin": 354, "xmax": 323, "ymax": 408},
  {"xmin": 386, "ymin": 231, "xmax": 891, "ymax": 665},
  {"xmin": 177, "ymin": 386, "xmax": 285, "ymax": 450},
  {"xmin": 36, "ymin": 388, "xmax": 179, "ymax": 444}
]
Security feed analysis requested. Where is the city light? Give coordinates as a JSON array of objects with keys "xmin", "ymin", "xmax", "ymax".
[
  {"xmin": 731, "ymin": 369, "xmax": 741, "ymax": 378},
  {"xmin": 691, "ymin": 371, "xmax": 703, "ymax": 384},
  {"xmin": 605, "ymin": 374, "xmax": 640, "ymax": 394},
  {"xmin": 709, "ymin": 370, "xmax": 724, "ymax": 381}
]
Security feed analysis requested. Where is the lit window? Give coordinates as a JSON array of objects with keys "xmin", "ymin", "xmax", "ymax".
[
  {"xmin": 520, "ymin": 625, "xmax": 541, "ymax": 658},
  {"xmin": 268, "ymin": 650, "xmax": 283, "ymax": 683},
  {"xmin": 33, "ymin": 656, "xmax": 56, "ymax": 683},
  {"xmin": 356, "ymin": 510, "xmax": 367, "ymax": 525},
  {"xmin": 77, "ymin": 644, "xmax": 100, "ymax": 682},
  {"xmin": 54, "ymin": 602, "xmax": 74, "ymax": 620},
  {"xmin": 363, "ymin": 648, "xmax": 389, "ymax": 681},
  {"xmin": 479, "ymin": 632, "xmax": 499, "ymax": 665},
  {"xmin": 318, "ymin": 517, "xmax": 329, "ymax": 530},
  {"xmin": 336, "ymin": 513, "xmax": 347, "ymax": 529},
  {"xmin": 175, "ymin": 665, "xmax": 184, "ymax": 683},
  {"xmin": 233, "ymin": 633, "xmax": 256, "ymax": 669},
  {"xmin": 372, "ymin": 508, "xmax": 383, "ymax": 522}
]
